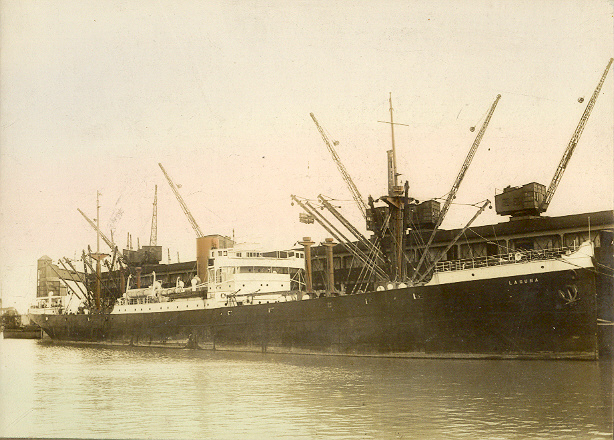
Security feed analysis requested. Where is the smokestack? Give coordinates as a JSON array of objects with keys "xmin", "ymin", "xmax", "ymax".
[{"xmin": 136, "ymin": 267, "xmax": 142, "ymax": 289}]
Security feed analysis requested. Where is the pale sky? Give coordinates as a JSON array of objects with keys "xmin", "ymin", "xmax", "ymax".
[{"xmin": 1, "ymin": 0, "xmax": 613, "ymax": 312}]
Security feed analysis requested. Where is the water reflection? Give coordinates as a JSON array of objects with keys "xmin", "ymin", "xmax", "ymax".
[{"xmin": 1, "ymin": 339, "xmax": 612, "ymax": 439}]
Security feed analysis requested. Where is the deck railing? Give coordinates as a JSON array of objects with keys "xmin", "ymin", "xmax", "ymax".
[{"xmin": 433, "ymin": 244, "xmax": 579, "ymax": 273}]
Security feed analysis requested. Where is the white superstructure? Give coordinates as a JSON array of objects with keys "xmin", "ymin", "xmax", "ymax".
[
  {"xmin": 427, "ymin": 241, "xmax": 594, "ymax": 285},
  {"xmin": 111, "ymin": 246, "xmax": 306, "ymax": 314},
  {"xmin": 207, "ymin": 247, "xmax": 306, "ymax": 306}
]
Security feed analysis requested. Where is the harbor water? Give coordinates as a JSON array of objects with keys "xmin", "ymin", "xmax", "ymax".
[{"xmin": 1, "ymin": 338, "xmax": 612, "ymax": 439}]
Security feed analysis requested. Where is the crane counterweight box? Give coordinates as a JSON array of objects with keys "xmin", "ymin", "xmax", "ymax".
[
  {"xmin": 416, "ymin": 200, "xmax": 440, "ymax": 226},
  {"xmin": 495, "ymin": 182, "xmax": 546, "ymax": 216}
]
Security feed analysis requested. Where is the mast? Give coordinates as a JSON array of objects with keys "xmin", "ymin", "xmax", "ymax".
[
  {"xmin": 378, "ymin": 94, "xmax": 410, "ymax": 280},
  {"xmin": 389, "ymin": 93, "xmax": 398, "ymax": 193},
  {"xmin": 378, "ymin": 93, "xmax": 409, "ymax": 195},
  {"xmin": 95, "ymin": 191, "xmax": 101, "ymax": 310},
  {"xmin": 392, "ymin": 94, "xmax": 403, "ymax": 279}
]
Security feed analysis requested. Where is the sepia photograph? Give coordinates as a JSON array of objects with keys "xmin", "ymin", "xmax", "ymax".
[{"xmin": 1, "ymin": 1, "xmax": 613, "ymax": 438}]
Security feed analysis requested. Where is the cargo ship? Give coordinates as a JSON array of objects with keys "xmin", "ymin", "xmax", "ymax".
[
  {"xmin": 28, "ymin": 60, "xmax": 614, "ymax": 359},
  {"xmin": 29, "ymin": 235, "xmax": 605, "ymax": 358}
]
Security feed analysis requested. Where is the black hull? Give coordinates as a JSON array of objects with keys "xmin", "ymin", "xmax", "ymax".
[{"xmin": 30, "ymin": 267, "xmax": 599, "ymax": 359}]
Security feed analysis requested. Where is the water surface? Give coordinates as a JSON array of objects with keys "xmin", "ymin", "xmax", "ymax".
[{"xmin": 1, "ymin": 338, "xmax": 612, "ymax": 439}]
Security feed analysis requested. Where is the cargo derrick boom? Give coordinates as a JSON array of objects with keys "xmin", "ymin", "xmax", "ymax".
[
  {"xmin": 45, "ymin": 259, "xmax": 86, "ymax": 303},
  {"xmin": 317, "ymin": 195, "xmax": 385, "ymax": 265},
  {"xmin": 496, "ymin": 58, "xmax": 613, "ymax": 217},
  {"xmin": 81, "ymin": 249, "xmax": 117, "ymax": 309},
  {"xmin": 317, "ymin": 195, "xmax": 388, "ymax": 289},
  {"xmin": 307, "ymin": 112, "xmax": 387, "ymax": 286},
  {"xmin": 411, "ymin": 94, "xmax": 501, "ymax": 283},
  {"xmin": 416, "ymin": 199, "xmax": 491, "ymax": 283},
  {"xmin": 291, "ymin": 195, "xmax": 388, "ymax": 282},
  {"xmin": 77, "ymin": 208, "xmax": 131, "ymax": 268},
  {"xmin": 77, "ymin": 208, "xmax": 115, "ymax": 251},
  {"xmin": 59, "ymin": 258, "xmax": 93, "ymax": 308}
]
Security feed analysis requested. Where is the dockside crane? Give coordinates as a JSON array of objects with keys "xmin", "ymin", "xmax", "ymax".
[
  {"xmin": 540, "ymin": 58, "xmax": 613, "ymax": 212},
  {"xmin": 158, "ymin": 163, "xmax": 204, "ymax": 238},
  {"xmin": 310, "ymin": 113, "xmax": 368, "ymax": 219},
  {"xmin": 411, "ymin": 94, "xmax": 501, "ymax": 283},
  {"xmin": 150, "ymin": 185, "xmax": 158, "ymax": 246},
  {"xmin": 495, "ymin": 59, "xmax": 613, "ymax": 217}
]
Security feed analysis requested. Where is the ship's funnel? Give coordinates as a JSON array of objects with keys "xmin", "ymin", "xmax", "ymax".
[{"xmin": 196, "ymin": 235, "xmax": 234, "ymax": 281}]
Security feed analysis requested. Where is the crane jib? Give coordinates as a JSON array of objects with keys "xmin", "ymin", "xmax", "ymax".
[{"xmin": 541, "ymin": 58, "xmax": 613, "ymax": 211}]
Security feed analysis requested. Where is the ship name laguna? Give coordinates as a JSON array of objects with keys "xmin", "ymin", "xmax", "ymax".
[{"xmin": 508, "ymin": 277, "xmax": 539, "ymax": 285}]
